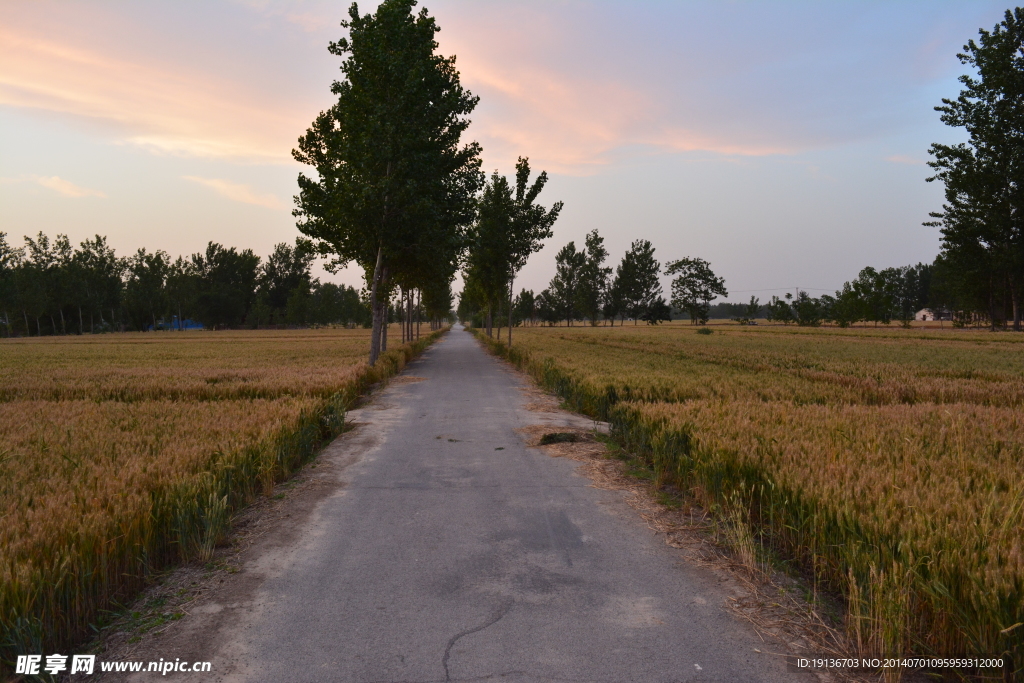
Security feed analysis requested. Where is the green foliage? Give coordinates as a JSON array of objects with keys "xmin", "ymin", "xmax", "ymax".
[
  {"xmin": 641, "ymin": 296, "xmax": 673, "ymax": 325},
  {"xmin": 744, "ymin": 295, "xmax": 760, "ymax": 321},
  {"xmin": 926, "ymin": 8, "xmax": 1024, "ymax": 330},
  {"xmin": 293, "ymin": 0, "xmax": 483, "ymax": 361},
  {"xmin": 513, "ymin": 288, "xmax": 535, "ymax": 326},
  {"xmin": 765, "ymin": 294, "xmax": 795, "ymax": 324},
  {"xmin": 792, "ymin": 291, "xmax": 823, "ymax": 327},
  {"xmin": 612, "ymin": 239, "xmax": 661, "ymax": 324},
  {"xmin": 577, "ymin": 230, "xmax": 611, "ymax": 324},
  {"xmin": 190, "ymin": 243, "xmax": 260, "ymax": 330},
  {"xmin": 259, "ymin": 240, "xmax": 315, "ymax": 318},
  {"xmin": 0, "ymin": 231, "xmax": 374, "ymax": 336},
  {"xmin": 123, "ymin": 249, "xmax": 170, "ymax": 331},
  {"xmin": 549, "ymin": 241, "xmax": 586, "ymax": 325},
  {"xmin": 462, "ymin": 157, "xmax": 561, "ymax": 336},
  {"xmin": 665, "ymin": 256, "xmax": 727, "ymax": 325}
]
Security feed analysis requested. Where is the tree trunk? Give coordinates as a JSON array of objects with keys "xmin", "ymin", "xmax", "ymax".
[
  {"xmin": 178, "ymin": 304, "xmax": 183, "ymax": 331},
  {"xmin": 497, "ymin": 298, "xmax": 502, "ymax": 340},
  {"xmin": 381, "ymin": 296, "xmax": 388, "ymax": 352},
  {"xmin": 416, "ymin": 289, "xmax": 420, "ymax": 340},
  {"xmin": 990, "ymin": 280, "xmax": 997, "ymax": 332},
  {"xmin": 78, "ymin": 306, "xmax": 84, "ymax": 335},
  {"xmin": 59, "ymin": 308, "xmax": 66, "ymax": 335},
  {"xmin": 369, "ymin": 248, "xmax": 385, "ymax": 366},
  {"xmin": 508, "ymin": 279, "xmax": 513, "ymax": 346},
  {"xmin": 36, "ymin": 316, "xmax": 42, "ymax": 336},
  {"xmin": 1012, "ymin": 287, "xmax": 1020, "ymax": 332},
  {"xmin": 486, "ymin": 307, "xmax": 492, "ymax": 337}
]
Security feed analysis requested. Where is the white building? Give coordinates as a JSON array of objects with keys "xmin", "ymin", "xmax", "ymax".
[{"xmin": 916, "ymin": 308, "xmax": 936, "ymax": 321}]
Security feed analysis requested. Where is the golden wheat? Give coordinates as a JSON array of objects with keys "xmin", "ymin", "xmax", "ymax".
[
  {"xmin": 0, "ymin": 325, "xmax": 441, "ymax": 671},
  {"xmin": 483, "ymin": 323, "xmax": 1024, "ymax": 675}
]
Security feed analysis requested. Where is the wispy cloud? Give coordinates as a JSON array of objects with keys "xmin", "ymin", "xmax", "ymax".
[
  {"xmin": 0, "ymin": 23, "xmax": 301, "ymax": 163},
  {"xmin": 0, "ymin": 175, "xmax": 105, "ymax": 197},
  {"xmin": 886, "ymin": 154, "xmax": 926, "ymax": 165},
  {"xmin": 182, "ymin": 176, "xmax": 287, "ymax": 210},
  {"xmin": 435, "ymin": 1, "xmax": 974, "ymax": 175},
  {"xmin": 35, "ymin": 175, "xmax": 106, "ymax": 197}
]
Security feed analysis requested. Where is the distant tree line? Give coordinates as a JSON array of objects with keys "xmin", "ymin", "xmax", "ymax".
[
  {"xmin": 460, "ymin": 231, "xmax": 731, "ymax": 329},
  {"xmin": 749, "ymin": 263, "xmax": 936, "ymax": 327},
  {"xmin": 713, "ymin": 257, "xmax": 1012, "ymax": 328},
  {"xmin": 0, "ymin": 232, "xmax": 371, "ymax": 336}
]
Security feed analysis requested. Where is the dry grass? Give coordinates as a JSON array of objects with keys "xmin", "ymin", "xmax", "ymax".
[
  {"xmin": 0, "ymin": 326, "xmax": 443, "ymax": 673},
  {"xmin": 481, "ymin": 323, "xmax": 1024, "ymax": 679}
]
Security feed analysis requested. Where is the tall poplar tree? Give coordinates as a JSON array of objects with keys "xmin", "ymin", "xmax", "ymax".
[
  {"xmin": 548, "ymin": 242, "xmax": 586, "ymax": 325},
  {"xmin": 927, "ymin": 8, "xmax": 1024, "ymax": 330},
  {"xmin": 293, "ymin": 0, "xmax": 483, "ymax": 364},
  {"xmin": 577, "ymin": 230, "xmax": 611, "ymax": 325},
  {"xmin": 616, "ymin": 240, "xmax": 661, "ymax": 324},
  {"xmin": 464, "ymin": 157, "xmax": 561, "ymax": 342}
]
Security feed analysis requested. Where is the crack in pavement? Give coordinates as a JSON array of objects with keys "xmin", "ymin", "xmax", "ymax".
[{"xmin": 441, "ymin": 598, "xmax": 516, "ymax": 682}]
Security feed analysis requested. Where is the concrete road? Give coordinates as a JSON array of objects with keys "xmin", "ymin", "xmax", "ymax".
[{"xmin": 198, "ymin": 326, "xmax": 803, "ymax": 682}]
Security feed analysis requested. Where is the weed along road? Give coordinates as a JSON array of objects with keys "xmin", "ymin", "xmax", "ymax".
[{"xmin": 126, "ymin": 326, "xmax": 805, "ymax": 683}]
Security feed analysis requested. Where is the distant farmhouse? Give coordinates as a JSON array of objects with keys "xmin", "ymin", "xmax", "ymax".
[{"xmin": 916, "ymin": 308, "xmax": 937, "ymax": 321}]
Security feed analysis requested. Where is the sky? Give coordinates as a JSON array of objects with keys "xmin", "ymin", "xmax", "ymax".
[{"xmin": 0, "ymin": 0, "xmax": 1012, "ymax": 301}]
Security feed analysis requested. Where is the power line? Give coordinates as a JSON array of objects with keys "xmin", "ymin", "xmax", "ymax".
[{"xmin": 727, "ymin": 286, "xmax": 833, "ymax": 293}]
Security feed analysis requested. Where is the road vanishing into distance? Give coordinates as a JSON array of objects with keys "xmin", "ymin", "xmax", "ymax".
[{"xmin": 122, "ymin": 326, "xmax": 806, "ymax": 683}]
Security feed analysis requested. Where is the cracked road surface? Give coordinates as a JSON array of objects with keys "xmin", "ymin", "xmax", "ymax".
[{"xmin": 143, "ymin": 326, "xmax": 804, "ymax": 682}]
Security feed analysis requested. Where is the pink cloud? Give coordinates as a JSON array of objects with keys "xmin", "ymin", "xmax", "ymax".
[
  {"xmin": 0, "ymin": 22, "xmax": 304, "ymax": 163},
  {"xmin": 183, "ymin": 176, "xmax": 287, "ymax": 210},
  {"xmin": 35, "ymin": 175, "xmax": 106, "ymax": 198},
  {"xmin": 437, "ymin": 5, "xmax": 800, "ymax": 175},
  {"xmin": 0, "ymin": 175, "xmax": 105, "ymax": 198},
  {"xmin": 886, "ymin": 154, "xmax": 926, "ymax": 165}
]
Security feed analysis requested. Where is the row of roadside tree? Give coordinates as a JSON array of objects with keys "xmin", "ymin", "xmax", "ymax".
[{"xmin": 460, "ymin": 229, "xmax": 731, "ymax": 331}]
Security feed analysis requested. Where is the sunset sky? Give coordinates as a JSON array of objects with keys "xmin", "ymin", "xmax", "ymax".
[{"xmin": 0, "ymin": 1, "xmax": 1011, "ymax": 299}]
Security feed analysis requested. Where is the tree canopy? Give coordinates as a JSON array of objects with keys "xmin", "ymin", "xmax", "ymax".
[
  {"xmin": 293, "ymin": 0, "xmax": 482, "ymax": 363},
  {"xmin": 665, "ymin": 256, "xmax": 727, "ymax": 325},
  {"xmin": 927, "ymin": 8, "xmax": 1024, "ymax": 330},
  {"xmin": 463, "ymin": 157, "xmax": 561, "ymax": 340}
]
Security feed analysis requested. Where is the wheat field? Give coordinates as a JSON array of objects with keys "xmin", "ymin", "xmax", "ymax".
[
  {"xmin": 481, "ymin": 323, "xmax": 1024, "ymax": 677},
  {"xmin": 0, "ymin": 326, "xmax": 438, "ymax": 671}
]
